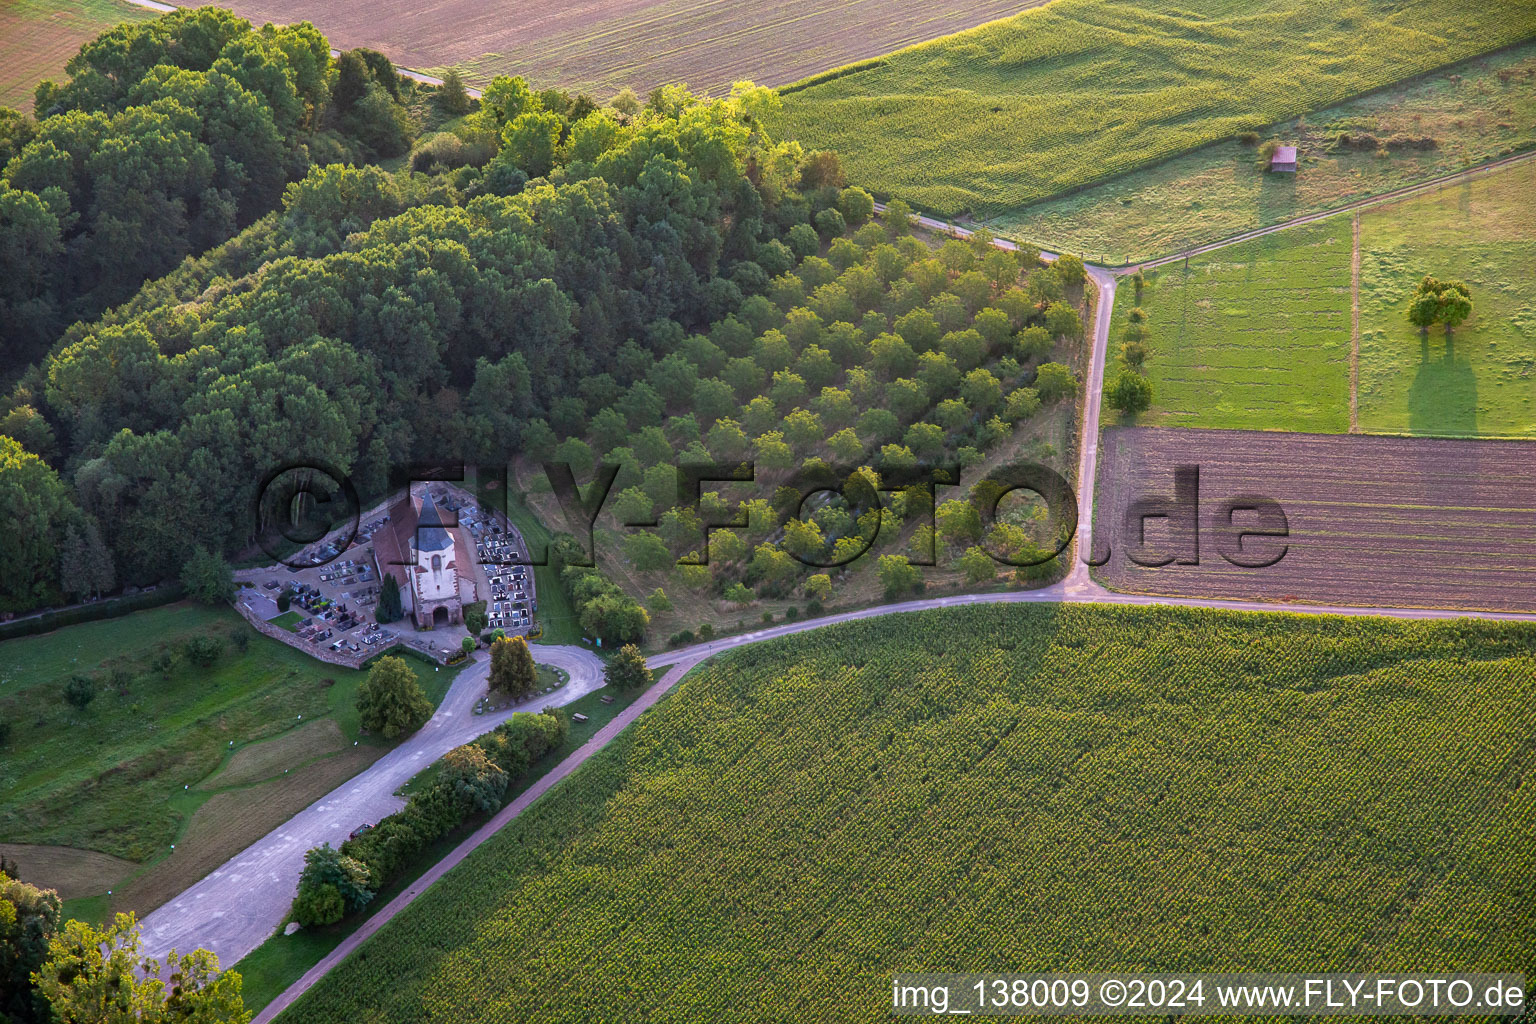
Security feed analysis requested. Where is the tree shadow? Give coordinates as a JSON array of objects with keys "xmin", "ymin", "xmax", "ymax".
[{"xmin": 1408, "ymin": 333, "xmax": 1478, "ymax": 436}]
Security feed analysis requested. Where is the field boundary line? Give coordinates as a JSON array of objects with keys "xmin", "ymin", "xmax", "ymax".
[
  {"xmin": 250, "ymin": 654, "xmax": 709, "ymax": 1024},
  {"xmin": 250, "ymin": 578, "xmax": 1536, "ymax": 1021},
  {"xmin": 1130, "ymin": 149, "xmax": 1536, "ymax": 272},
  {"xmin": 1351, "ymin": 210, "xmax": 1361, "ymax": 433}
]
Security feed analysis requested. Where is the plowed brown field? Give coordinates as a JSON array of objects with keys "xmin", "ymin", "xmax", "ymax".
[
  {"xmin": 1094, "ymin": 427, "xmax": 1536, "ymax": 612},
  {"xmin": 208, "ymin": 0, "xmax": 1042, "ymax": 97}
]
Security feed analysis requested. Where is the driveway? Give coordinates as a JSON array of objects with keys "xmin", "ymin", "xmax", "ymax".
[{"xmin": 136, "ymin": 643, "xmax": 604, "ymax": 967}]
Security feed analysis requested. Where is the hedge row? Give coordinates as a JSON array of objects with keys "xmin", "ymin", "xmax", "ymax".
[
  {"xmin": 290, "ymin": 708, "xmax": 569, "ymax": 925},
  {"xmin": 0, "ymin": 584, "xmax": 185, "ymax": 642}
]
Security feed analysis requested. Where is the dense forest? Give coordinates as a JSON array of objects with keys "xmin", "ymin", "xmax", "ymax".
[
  {"xmin": 0, "ymin": 8, "xmax": 420, "ymax": 372},
  {"xmin": 0, "ymin": 7, "xmax": 1087, "ymax": 626}
]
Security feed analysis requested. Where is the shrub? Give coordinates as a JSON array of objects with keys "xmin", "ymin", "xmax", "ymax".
[
  {"xmin": 292, "ymin": 882, "xmax": 345, "ymax": 927},
  {"xmin": 183, "ymin": 634, "xmax": 223, "ymax": 667},
  {"xmin": 410, "ymin": 132, "xmax": 472, "ymax": 173},
  {"xmin": 463, "ymin": 601, "xmax": 487, "ymax": 635},
  {"xmin": 64, "ymin": 675, "xmax": 94, "ymax": 710}
]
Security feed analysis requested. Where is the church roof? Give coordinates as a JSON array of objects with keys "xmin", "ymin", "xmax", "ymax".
[{"xmin": 413, "ymin": 493, "xmax": 454, "ymax": 552}]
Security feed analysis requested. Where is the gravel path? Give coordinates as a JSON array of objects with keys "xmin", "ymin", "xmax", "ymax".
[
  {"xmin": 251, "ymin": 653, "xmax": 708, "ymax": 1023},
  {"xmin": 137, "ymin": 644, "xmax": 605, "ymax": 968}
]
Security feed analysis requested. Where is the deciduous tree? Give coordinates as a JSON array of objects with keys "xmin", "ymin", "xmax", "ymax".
[
  {"xmin": 356, "ymin": 655, "xmax": 432, "ymax": 738},
  {"xmin": 489, "ymin": 635, "xmax": 538, "ymax": 698},
  {"xmin": 605, "ymin": 643, "xmax": 652, "ymax": 690},
  {"xmin": 1106, "ymin": 368, "xmax": 1153, "ymax": 416},
  {"xmin": 33, "ymin": 912, "xmax": 247, "ymax": 1024}
]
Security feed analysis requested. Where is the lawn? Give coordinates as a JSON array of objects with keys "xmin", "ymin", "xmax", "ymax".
[
  {"xmin": 1356, "ymin": 157, "xmax": 1536, "ymax": 437},
  {"xmin": 993, "ymin": 42, "xmax": 1536, "ymax": 263},
  {"xmin": 0, "ymin": 602, "xmax": 458, "ymax": 917},
  {"xmin": 268, "ymin": 610, "xmax": 302, "ymax": 631},
  {"xmin": 233, "ymin": 681, "xmax": 646, "ymax": 1013},
  {"xmin": 770, "ymin": 0, "xmax": 1536, "ymax": 221},
  {"xmin": 278, "ymin": 604, "xmax": 1536, "ymax": 1023},
  {"xmin": 0, "ymin": 0, "xmax": 154, "ymax": 112},
  {"xmin": 1108, "ymin": 217, "xmax": 1353, "ymax": 433},
  {"xmin": 1113, "ymin": 158, "xmax": 1536, "ymax": 436}
]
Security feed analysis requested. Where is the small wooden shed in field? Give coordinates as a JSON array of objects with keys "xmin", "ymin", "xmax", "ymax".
[{"xmin": 1269, "ymin": 145, "xmax": 1298, "ymax": 172}]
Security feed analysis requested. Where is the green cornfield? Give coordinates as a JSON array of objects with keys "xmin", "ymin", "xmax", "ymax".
[
  {"xmin": 280, "ymin": 603, "xmax": 1536, "ymax": 1023},
  {"xmin": 770, "ymin": 0, "xmax": 1536, "ymax": 221}
]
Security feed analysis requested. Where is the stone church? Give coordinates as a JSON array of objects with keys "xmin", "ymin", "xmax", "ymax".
[{"xmin": 374, "ymin": 490, "xmax": 469, "ymax": 629}]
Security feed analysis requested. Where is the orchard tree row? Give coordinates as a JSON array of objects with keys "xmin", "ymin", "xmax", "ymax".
[{"xmin": 0, "ymin": 11, "xmax": 1091, "ymax": 624}]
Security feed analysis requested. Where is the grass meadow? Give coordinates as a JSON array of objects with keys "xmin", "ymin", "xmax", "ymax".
[
  {"xmin": 0, "ymin": 602, "xmax": 458, "ymax": 919},
  {"xmin": 1356, "ymin": 158, "xmax": 1536, "ymax": 437},
  {"xmin": 1109, "ymin": 218, "xmax": 1353, "ymax": 433},
  {"xmin": 994, "ymin": 43, "xmax": 1536, "ymax": 262},
  {"xmin": 0, "ymin": 0, "xmax": 152, "ymax": 111},
  {"xmin": 771, "ymin": 0, "xmax": 1536, "ymax": 221},
  {"xmin": 1113, "ymin": 158, "xmax": 1534, "ymax": 436},
  {"xmin": 278, "ymin": 604, "xmax": 1536, "ymax": 1023}
]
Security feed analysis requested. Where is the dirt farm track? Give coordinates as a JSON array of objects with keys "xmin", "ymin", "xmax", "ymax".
[
  {"xmin": 1094, "ymin": 427, "xmax": 1536, "ymax": 612},
  {"xmin": 199, "ymin": 0, "xmax": 1044, "ymax": 96}
]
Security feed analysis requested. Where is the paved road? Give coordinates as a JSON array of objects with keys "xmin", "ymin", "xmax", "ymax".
[
  {"xmin": 1066, "ymin": 265, "xmax": 1116, "ymax": 590},
  {"xmin": 249, "ymin": 653, "xmax": 708, "ymax": 1024},
  {"xmin": 137, "ymin": 643, "xmax": 604, "ymax": 968}
]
